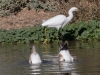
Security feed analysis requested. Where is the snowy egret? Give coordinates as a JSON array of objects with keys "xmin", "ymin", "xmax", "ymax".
[
  {"xmin": 29, "ymin": 45, "xmax": 42, "ymax": 64},
  {"xmin": 42, "ymin": 7, "xmax": 79, "ymax": 43},
  {"xmin": 58, "ymin": 41, "xmax": 73, "ymax": 62},
  {"xmin": 42, "ymin": 7, "xmax": 79, "ymax": 30}
]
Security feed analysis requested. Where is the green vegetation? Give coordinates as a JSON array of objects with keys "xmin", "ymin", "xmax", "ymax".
[
  {"xmin": 0, "ymin": 0, "xmax": 28, "ymax": 16},
  {"xmin": 27, "ymin": 0, "xmax": 58, "ymax": 11},
  {"xmin": 60, "ymin": 20, "xmax": 100, "ymax": 41},
  {"xmin": 0, "ymin": 20, "xmax": 100, "ymax": 44},
  {"xmin": 0, "ymin": 0, "xmax": 59, "ymax": 17}
]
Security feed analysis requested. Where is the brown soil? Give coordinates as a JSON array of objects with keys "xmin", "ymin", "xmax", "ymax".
[
  {"xmin": 0, "ymin": 0, "xmax": 100, "ymax": 30},
  {"xmin": 0, "ymin": 8, "xmax": 59, "ymax": 30}
]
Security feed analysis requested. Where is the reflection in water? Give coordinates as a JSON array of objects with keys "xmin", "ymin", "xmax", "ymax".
[
  {"xmin": 0, "ymin": 41, "xmax": 100, "ymax": 75},
  {"xmin": 58, "ymin": 61, "xmax": 77, "ymax": 75},
  {"xmin": 59, "ymin": 62, "xmax": 72, "ymax": 71},
  {"xmin": 29, "ymin": 64, "xmax": 41, "ymax": 74},
  {"xmin": 42, "ymin": 54, "xmax": 77, "ymax": 75}
]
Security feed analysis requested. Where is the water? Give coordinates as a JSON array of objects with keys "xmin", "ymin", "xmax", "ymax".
[{"xmin": 0, "ymin": 41, "xmax": 100, "ymax": 75}]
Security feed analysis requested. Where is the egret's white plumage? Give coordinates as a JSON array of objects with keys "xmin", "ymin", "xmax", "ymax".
[
  {"xmin": 29, "ymin": 45, "xmax": 42, "ymax": 64},
  {"xmin": 42, "ymin": 7, "xmax": 79, "ymax": 30},
  {"xmin": 59, "ymin": 42, "xmax": 73, "ymax": 62}
]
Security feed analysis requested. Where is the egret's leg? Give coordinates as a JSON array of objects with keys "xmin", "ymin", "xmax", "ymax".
[
  {"xmin": 43, "ymin": 27, "xmax": 48, "ymax": 52},
  {"xmin": 43, "ymin": 27, "xmax": 48, "ymax": 44},
  {"xmin": 44, "ymin": 27, "xmax": 47, "ymax": 35}
]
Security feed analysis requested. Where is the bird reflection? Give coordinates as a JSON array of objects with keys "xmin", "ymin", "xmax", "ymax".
[
  {"xmin": 58, "ymin": 60, "xmax": 76, "ymax": 75},
  {"xmin": 29, "ymin": 64, "xmax": 41, "ymax": 75},
  {"xmin": 59, "ymin": 62, "xmax": 72, "ymax": 70}
]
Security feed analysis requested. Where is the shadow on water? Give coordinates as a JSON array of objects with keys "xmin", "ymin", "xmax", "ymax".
[{"xmin": 0, "ymin": 41, "xmax": 100, "ymax": 75}]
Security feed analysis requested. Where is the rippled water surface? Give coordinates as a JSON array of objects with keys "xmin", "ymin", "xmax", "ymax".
[{"xmin": 0, "ymin": 41, "xmax": 100, "ymax": 75}]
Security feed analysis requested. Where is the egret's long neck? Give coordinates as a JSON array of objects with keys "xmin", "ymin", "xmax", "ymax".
[{"xmin": 67, "ymin": 10, "xmax": 74, "ymax": 21}]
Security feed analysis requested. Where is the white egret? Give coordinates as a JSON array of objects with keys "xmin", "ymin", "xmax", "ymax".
[
  {"xmin": 42, "ymin": 7, "xmax": 79, "ymax": 43},
  {"xmin": 29, "ymin": 45, "xmax": 42, "ymax": 65},
  {"xmin": 58, "ymin": 41, "xmax": 73, "ymax": 62},
  {"xmin": 42, "ymin": 7, "xmax": 79, "ymax": 30}
]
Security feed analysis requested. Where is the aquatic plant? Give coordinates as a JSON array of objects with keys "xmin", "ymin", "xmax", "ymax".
[{"xmin": 0, "ymin": 20, "xmax": 100, "ymax": 44}]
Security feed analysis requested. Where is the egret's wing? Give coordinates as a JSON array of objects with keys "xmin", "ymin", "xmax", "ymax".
[{"xmin": 42, "ymin": 15, "xmax": 66, "ymax": 27}]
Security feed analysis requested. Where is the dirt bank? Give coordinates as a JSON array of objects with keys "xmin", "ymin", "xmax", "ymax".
[{"xmin": 0, "ymin": 8, "xmax": 59, "ymax": 30}]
